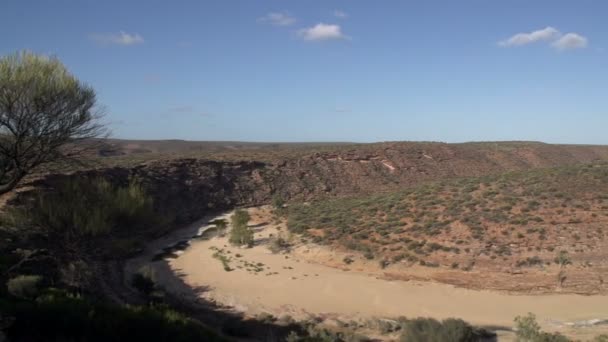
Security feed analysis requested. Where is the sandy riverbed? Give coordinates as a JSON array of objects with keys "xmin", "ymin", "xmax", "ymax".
[{"xmin": 143, "ymin": 207, "xmax": 608, "ymax": 339}]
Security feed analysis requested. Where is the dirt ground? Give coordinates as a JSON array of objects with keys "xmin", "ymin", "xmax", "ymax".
[{"xmin": 150, "ymin": 206, "xmax": 608, "ymax": 340}]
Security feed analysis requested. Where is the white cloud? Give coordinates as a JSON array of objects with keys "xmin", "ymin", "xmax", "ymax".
[
  {"xmin": 90, "ymin": 31, "xmax": 144, "ymax": 46},
  {"xmin": 258, "ymin": 12, "xmax": 296, "ymax": 26},
  {"xmin": 498, "ymin": 27, "xmax": 589, "ymax": 51},
  {"xmin": 498, "ymin": 26, "xmax": 560, "ymax": 47},
  {"xmin": 334, "ymin": 10, "xmax": 348, "ymax": 19},
  {"xmin": 298, "ymin": 23, "xmax": 348, "ymax": 41},
  {"xmin": 552, "ymin": 33, "xmax": 588, "ymax": 50}
]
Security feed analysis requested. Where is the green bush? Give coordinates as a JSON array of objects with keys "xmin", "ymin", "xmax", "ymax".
[
  {"xmin": 554, "ymin": 251, "xmax": 571, "ymax": 267},
  {"xmin": 7, "ymin": 275, "xmax": 42, "ymax": 298},
  {"xmin": 399, "ymin": 317, "xmax": 480, "ymax": 342},
  {"xmin": 269, "ymin": 234, "xmax": 291, "ymax": 253},
  {"xmin": 231, "ymin": 209, "xmax": 250, "ymax": 228},
  {"xmin": 514, "ymin": 313, "xmax": 569, "ymax": 342},
  {"xmin": 229, "ymin": 209, "xmax": 254, "ymax": 247},
  {"xmin": 8, "ymin": 177, "xmax": 164, "ymax": 238},
  {"xmin": 272, "ymin": 194, "xmax": 285, "ymax": 209}
]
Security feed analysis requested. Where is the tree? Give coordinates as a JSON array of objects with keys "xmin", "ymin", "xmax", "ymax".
[
  {"xmin": 514, "ymin": 313, "xmax": 542, "ymax": 341},
  {"xmin": 229, "ymin": 209, "xmax": 254, "ymax": 247},
  {"xmin": 0, "ymin": 51, "xmax": 106, "ymax": 195},
  {"xmin": 231, "ymin": 209, "xmax": 250, "ymax": 227},
  {"xmin": 514, "ymin": 313, "xmax": 570, "ymax": 342}
]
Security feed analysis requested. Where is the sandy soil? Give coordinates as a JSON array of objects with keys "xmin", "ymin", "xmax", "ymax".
[{"xmin": 145, "ymin": 207, "xmax": 608, "ymax": 340}]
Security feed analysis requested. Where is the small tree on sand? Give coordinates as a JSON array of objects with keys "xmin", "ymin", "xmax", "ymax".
[
  {"xmin": 0, "ymin": 51, "xmax": 106, "ymax": 195},
  {"xmin": 229, "ymin": 209, "xmax": 254, "ymax": 247}
]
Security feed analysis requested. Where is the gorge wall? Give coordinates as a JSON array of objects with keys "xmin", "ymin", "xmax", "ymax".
[{"xmin": 23, "ymin": 142, "xmax": 608, "ymax": 224}]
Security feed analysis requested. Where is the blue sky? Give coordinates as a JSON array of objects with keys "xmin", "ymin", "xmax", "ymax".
[{"xmin": 2, "ymin": 1, "xmax": 607, "ymax": 143}]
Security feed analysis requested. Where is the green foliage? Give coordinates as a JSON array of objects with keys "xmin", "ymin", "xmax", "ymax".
[
  {"xmin": 269, "ymin": 233, "xmax": 291, "ymax": 253},
  {"xmin": 0, "ymin": 51, "xmax": 105, "ymax": 194},
  {"xmin": 232, "ymin": 209, "xmax": 250, "ymax": 227},
  {"xmin": 7, "ymin": 177, "xmax": 166, "ymax": 239},
  {"xmin": 514, "ymin": 313, "xmax": 542, "ymax": 341},
  {"xmin": 0, "ymin": 289, "xmax": 224, "ymax": 341},
  {"xmin": 6, "ymin": 275, "xmax": 42, "ymax": 298},
  {"xmin": 229, "ymin": 209, "xmax": 254, "ymax": 247},
  {"xmin": 514, "ymin": 313, "xmax": 570, "ymax": 342},
  {"xmin": 399, "ymin": 317, "xmax": 482, "ymax": 342},
  {"xmin": 229, "ymin": 224, "xmax": 254, "ymax": 247},
  {"xmin": 0, "ymin": 51, "xmax": 87, "ymax": 98},
  {"xmin": 554, "ymin": 251, "xmax": 571, "ymax": 267}
]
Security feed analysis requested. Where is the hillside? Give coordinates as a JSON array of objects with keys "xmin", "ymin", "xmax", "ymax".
[
  {"xmin": 23, "ymin": 141, "xmax": 608, "ymax": 224},
  {"xmin": 286, "ymin": 163, "xmax": 608, "ymax": 294}
]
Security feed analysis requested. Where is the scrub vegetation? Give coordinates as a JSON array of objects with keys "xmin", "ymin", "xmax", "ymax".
[{"xmin": 286, "ymin": 163, "xmax": 608, "ymax": 268}]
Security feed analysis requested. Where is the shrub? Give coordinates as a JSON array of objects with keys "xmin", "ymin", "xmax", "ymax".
[
  {"xmin": 229, "ymin": 209, "xmax": 254, "ymax": 247},
  {"xmin": 231, "ymin": 209, "xmax": 251, "ymax": 228},
  {"xmin": 8, "ymin": 177, "xmax": 165, "ymax": 239},
  {"xmin": 272, "ymin": 195, "xmax": 285, "ymax": 209},
  {"xmin": 399, "ymin": 318, "xmax": 479, "ymax": 342},
  {"xmin": 514, "ymin": 313, "xmax": 569, "ymax": 342},
  {"xmin": 554, "ymin": 251, "xmax": 571, "ymax": 267},
  {"xmin": 514, "ymin": 313, "xmax": 542, "ymax": 341},
  {"xmin": 7, "ymin": 275, "xmax": 42, "ymax": 298},
  {"xmin": 269, "ymin": 234, "xmax": 291, "ymax": 253}
]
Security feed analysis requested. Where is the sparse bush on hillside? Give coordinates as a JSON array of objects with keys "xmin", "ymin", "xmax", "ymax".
[
  {"xmin": 284, "ymin": 163, "xmax": 608, "ymax": 267},
  {"xmin": 554, "ymin": 251, "xmax": 571, "ymax": 267}
]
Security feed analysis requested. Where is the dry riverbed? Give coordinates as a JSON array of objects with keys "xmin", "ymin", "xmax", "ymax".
[{"xmin": 140, "ymin": 206, "xmax": 608, "ymax": 340}]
